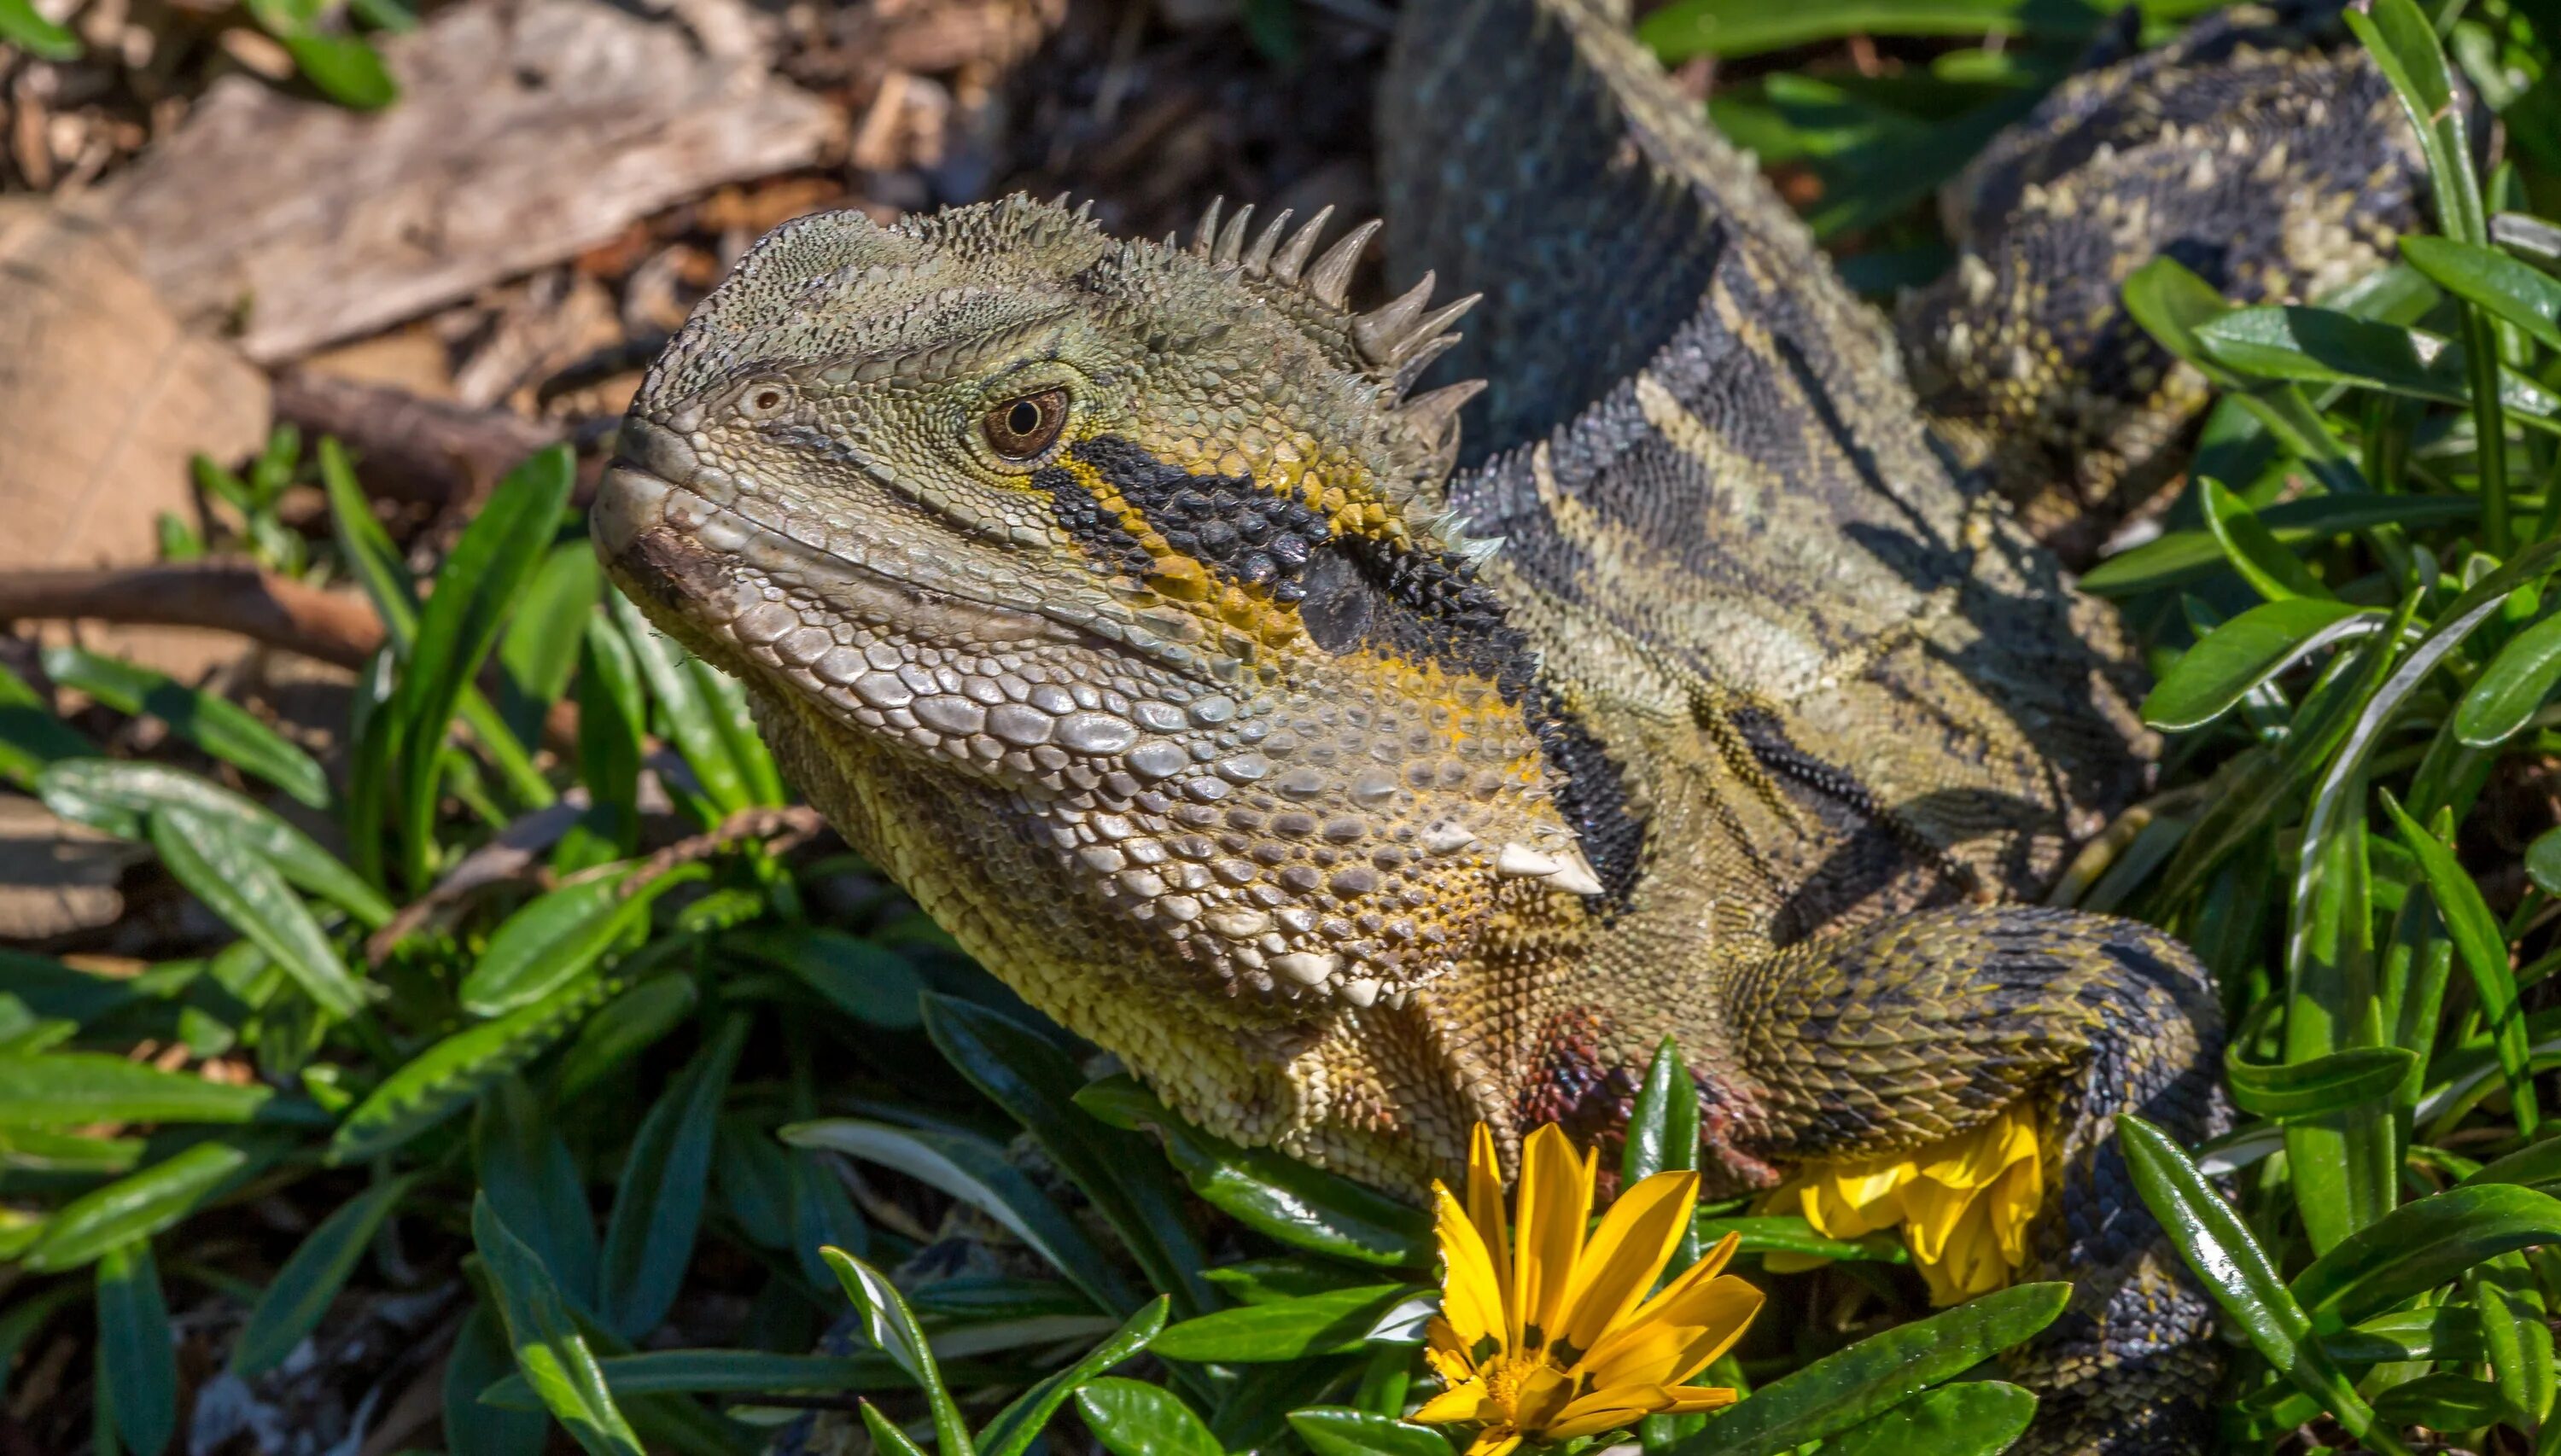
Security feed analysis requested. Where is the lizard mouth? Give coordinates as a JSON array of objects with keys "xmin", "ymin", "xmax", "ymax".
[{"xmin": 593, "ymin": 418, "xmax": 1219, "ymax": 688}]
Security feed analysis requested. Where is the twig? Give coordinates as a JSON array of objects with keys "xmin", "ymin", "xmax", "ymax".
[
  {"xmin": 0, "ymin": 564, "xmax": 385, "ymax": 669},
  {"xmin": 272, "ymin": 371, "xmax": 575, "ymax": 508}
]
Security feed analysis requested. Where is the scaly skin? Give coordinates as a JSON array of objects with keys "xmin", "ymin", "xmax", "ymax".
[{"xmin": 592, "ymin": 3, "xmax": 2420, "ymax": 1449}]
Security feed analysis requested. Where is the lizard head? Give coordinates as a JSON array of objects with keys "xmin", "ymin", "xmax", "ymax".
[{"xmin": 595, "ymin": 195, "xmax": 1613, "ymax": 1026}]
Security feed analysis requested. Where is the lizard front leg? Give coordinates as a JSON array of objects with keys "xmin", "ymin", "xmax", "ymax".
[{"xmin": 1717, "ymin": 906, "xmax": 2226, "ymax": 1456}]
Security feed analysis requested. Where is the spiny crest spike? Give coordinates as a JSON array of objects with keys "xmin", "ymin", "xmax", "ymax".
[
  {"xmin": 1243, "ymin": 209, "xmax": 1293, "ymax": 275},
  {"xmin": 1306, "ymin": 218, "xmax": 1382, "ymax": 308},
  {"xmin": 1399, "ymin": 379, "xmax": 1485, "ymax": 437},
  {"xmin": 1047, "ymin": 190, "xmax": 1072, "ymax": 209},
  {"xmin": 1074, "ymin": 199, "xmax": 1096, "ymax": 221},
  {"xmin": 1353, "ymin": 272, "xmax": 1438, "ymax": 364},
  {"xmin": 1213, "ymin": 204, "xmax": 1255, "ymax": 267},
  {"xmin": 1391, "ymin": 333, "xmax": 1464, "ymax": 394},
  {"xmin": 1269, "ymin": 206, "xmax": 1337, "ymax": 285},
  {"xmin": 1192, "ymin": 198, "xmax": 1225, "ymax": 258},
  {"xmin": 1459, "ymin": 534, "xmax": 1507, "ymax": 569}
]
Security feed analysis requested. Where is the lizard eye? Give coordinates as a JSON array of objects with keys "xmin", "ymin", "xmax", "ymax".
[{"xmin": 983, "ymin": 387, "xmax": 1070, "ymax": 461}]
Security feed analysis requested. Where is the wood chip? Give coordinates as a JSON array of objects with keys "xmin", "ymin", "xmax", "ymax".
[{"xmin": 107, "ymin": 0, "xmax": 843, "ymax": 363}]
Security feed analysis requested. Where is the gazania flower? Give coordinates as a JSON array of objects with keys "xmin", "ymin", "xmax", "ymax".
[
  {"xmin": 1414, "ymin": 1123, "xmax": 1763, "ymax": 1456},
  {"xmin": 1754, "ymin": 1101, "xmax": 2045, "ymax": 1305}
]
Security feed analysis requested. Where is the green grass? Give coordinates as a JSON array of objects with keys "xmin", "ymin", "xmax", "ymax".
[{"xmin": 9, "ymin": 0, "xmax": 2561, "ymax": 1451}]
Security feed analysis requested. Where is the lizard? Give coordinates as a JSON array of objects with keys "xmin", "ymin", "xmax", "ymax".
[{"xmin": 590, "ymin": 2, "xmax": 2424, "ymax": 1449}]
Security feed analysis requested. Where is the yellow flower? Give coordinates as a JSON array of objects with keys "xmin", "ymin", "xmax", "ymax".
[
  {"xmin": 1413, "ymin": 1123, "xmax": 1764, "ymax": 1456},
  {"xmin": 1754, "ymin": 1101, "xmax": 2045, "ymax": 1306}
]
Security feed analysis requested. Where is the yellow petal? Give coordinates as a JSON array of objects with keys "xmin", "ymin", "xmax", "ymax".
[
  {"xmin": 1580, "ymin": 1274, "xmax": 1765, "ymax": 1391},
  {"xmin": 1897, "ymin": 1175, "xmax": 1979, "ymax": 1264},
  {"xmin": 1543, "ymin": 1381, "xmax": 1736, "ymax": 1440},
  {"xmin": 1555, "ymin": 1169, "xmax": 1698, "ymax": 1357},
  {"xmin": 1414, "ymin": 1383, "xmax": 1502, "ymax": 1427},
  {"xmin": 1917, "ymin": 1109, "xmax": 2031, "ymax": 1189},
  {"xmin": 1659, "ymin": 1387, "xmax": 1739, "ymax": 1415},
  {"xmin": 1806, "ymin": 1162, "xmax": 1909, "ymax": 1238},
  {"xmin": 1466, "ymin": 1433, "xmax": 1522, "ymax": 1456},
  {"xmin": 1433, "ymin": 1185, "xmax": 1510, "ymax": 1355},
  {"xmin": 1512, "ymin": 1124, "xmax": 1592, "ymax": 1353},
  {"xmin": 1989, "ymin": 1156, "xmax": 2044, "ymax": 1266},
  {"xmin": 1466, "ymin": 1122, "xmax": 1516, "ymax": 1313},
  {"xmin": 1513, "ymin": 1362, "xmax": 1577, "ymax": 1431}
]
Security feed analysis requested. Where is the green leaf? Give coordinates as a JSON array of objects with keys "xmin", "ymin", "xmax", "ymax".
[
  {"xmin": 1076, "ymin": 1378, "xmax": 1224, "ymax": 1456},
  {"xmin": 446, "ymin": 1303, "xmax": 547, "ymax": 1456},
  {"xmin": 2199, "ymin": 478, "xmax": 2331, "ymax": 603},
  {"xmin": 473, "ymin": 1195, "xmax": 645, "ymax": 1456},
  {"xmin": 1202, "ymin": 1258, "xmax": 1383, "ymax": 1304},
  {"xmin": 1817, "ymin": 1382, "xmax": 2038, "ymax": 1456},
  {"xmin": 475, "ymin": 1076, "xmax": 601, "ymax": 1308},
  {"xmin": 2115, "ymin": 1117, "xmax": 2387, "ymax": 1444},
  {"xmin": 39, "ymin": 646, "xmax": 330, "ymax": 808},
  {"xmin": 319, "ymin": 437, "xmax": 417, "ymax": 644},
  {"xmin": 2370, "ymin": 1372, "xmax": 2506, "ymax": 1431},
  {"xmin": 231, "ymin": 1174, "xmax": 417, "ymax": 1376},
  {"xmin": 2532, "ymin": 826, "xmax": 2561, "ymax": 897},
  {"xmin": 1287, "ymin": 1406, "xmax": 1457, "ymax": 1456},
  {"xmin": 821, "ymin": 1247, "xmax": 972, "ymax": 1456},
  {"xmin": 922, "ymin": 994, "xmax": 1212, "ymax": 1317},
  {"xmin": 0, "ymin": 0, "xmax": 81, "ymax": 58},
  {"xmin": 1666, "ymin": 1284, "xmax": 2065, "ymax": 1456},
  {"xmin": 2456, "ymin": 609, "xmax": 2561, "ymax": 747},
  {"xmin": 40, "ymin": 760, "xmax": 392, "ymax": 927},
  {"xmin": 1622, "ymin": 1036, "xmax": 1701, "ymax": 1186},
  {"xmin": 2138, "ymin": 599, "xmax": 2383, "ymax": 731},
  {"xmin": 1687, "ymin": 1215, "xmax": 1907, "ymax": 1263},
  {"xmin": 571, "ymin": 614, "xmax": 647, "ymax": 864},
  {"xmin": 556, "ymin": 973, "xmax": 698, "ymax": 1103},
  {"xmin": 2123, "ymin": 253, "xmax": 2237, "ymax": 375},
  {"xmin": 27, "ymin": 1137, "xmax": 271, "ymax": 1272},
  {"xmin": 2290, "ymin": 1184, "xmax": 2561, "ymax": 1331},
  {"xmin": 460, "ymin": 868, "xmax": 656, "ymax": 1016},
  {"xmin": 2401, "ymin": 235, "xmax": 2561, "ymax": 353},
  {"xmin": 787, "ymin": 1118, "xmax": 1140, "ymax": 1314},
  {"xmin": 96, "ymin": 1242, "xmax": 175, "ymax": 1456},
  {"xmin": 609, "ymin": 591, "xmax": 755, "ymax": 815},
  {"xmin": 388, "ymin": 446, "xmax": 575, "ymax": 886},
  {"xmin": 2383, "ymin": 791, "xmax": 2538, "ymax": 1133},
  {"xmin": 599, "ymin": 1015, "xmax": 747, "ymax": 1338},
  {"xmin": 2081, "ymin": 494, "xmax": 2486, "ymax": 597},
  {"xmin": 499, "ymin": 543, "xmax": 602, "ymax": 740},
  {"xmin": 1075, "ymin": 1077, "xmax": 1431, "ymax": 1268},
  {"xmin": 1149, "ymin": 1285, "xmax": 1415, "ymax": 1362},
  {"xmin": 478, "ymin": 1350, "xmax": 922, "ymax": 1408},
  {"xmin": 1639, "ymin": 0, "xmax": 2056, "ymax": 62},
  {"xmin": 329, "ymin": 971, "xmax": 614, "ymax": 1163},
  {"xmin": 2464, "ymin": 1138, "xmax": 2561, "ymax": 1193},
  {"xmin": 725, "ymin": 925, "xmax": 923, "ymax": 1028},
  {"xmin": 0, "ymin": 1052, "xmax": 269, "ymax": 1127},
  {"xmin": 151, "ymin": 807, "xmax": 368, "ymax": 1018},
  {"xmin": 2193, "ymin": 306, "xmax": 2561, "ymax": 425},
  {"xmin": 975, "ymin": 1297, "xmax": 1170, "ymax": 1456},
  {"xmin": 2224, "ymin": 1046, "xmax": 2418, "ymax": 1123},
  {"xmin": 2322, "ymin": 1305, "xmax": 2484, "ymax": 1365},
  {"xmin": 0, "ymin": 661, "xmax": 97, "ymax": 786},
  {"xmin": 282, "ymin": 31, "xmax": 397, "ymax": 108}
]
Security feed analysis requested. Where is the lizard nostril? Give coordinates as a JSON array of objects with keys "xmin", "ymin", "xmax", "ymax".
[{"xmin": 611, "ymin": 416, "xmax": 699, "ymax": 484}]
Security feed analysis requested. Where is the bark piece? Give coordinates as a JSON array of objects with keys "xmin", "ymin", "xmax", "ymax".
[
  {"xmin": 0, "ymin": 200, "xmax": 271, "ymax": 573},
  {"xmin": 107, "ymin": 0, "xmax": 842, "ymax": 364},
  {"xmin": 0, "ymin": 795, "xmax": 148, "ymax": 941}
]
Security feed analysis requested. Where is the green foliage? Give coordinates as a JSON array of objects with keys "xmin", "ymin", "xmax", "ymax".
[{"xmin": 9, "ymin": 4, "xmax": 2561, "ymax": 1454}]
